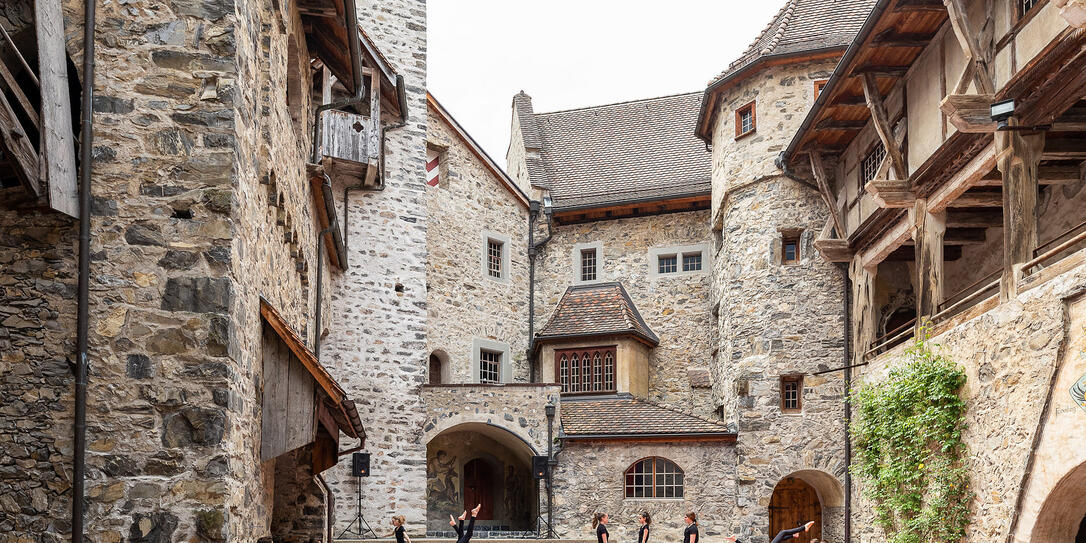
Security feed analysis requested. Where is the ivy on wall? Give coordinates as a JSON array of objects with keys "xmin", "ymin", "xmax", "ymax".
[{"xmin": 849, "ymin": 332, "xmax": 972, "ymax": 543}]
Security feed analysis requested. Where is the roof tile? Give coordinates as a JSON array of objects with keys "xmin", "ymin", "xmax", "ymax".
[
  {"xmin": 537, "ymin": 283, "xmax": 659, "ymax": 345},
  {"xmin": 561, "ymin": 396, "xmax": 733, "ymax": 437}
]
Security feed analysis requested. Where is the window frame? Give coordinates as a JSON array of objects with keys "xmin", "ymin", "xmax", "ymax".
[
  {"xmin": 681, "ymin": 252, "xmax": 702, "ymax": 272},
  {"xmin": 479, "ymin": 350, "xmax": 502, "ymax": 384},
  {"xmin": 860, "ymin": 141, "xmax": 887, "ymax": 190},
  {"xmin": 658, "ymin": 254, "xmax": 678, "ymax": 274},
  {"xmin": 813, "ymin": 79, "xmax": 829, "ymax": 100},
  {"xmin": 556, "ymin": 346, "xmax": 616, "ymax": 395},
  {"xmin": 649, "ymin": 244, "xmax": 710, "ymax": 279},
  {"xmin": 572, "ymin": 241, "xmax": 604, "ymax": 285},
  {"xmin": 780, "ymin": 375, "xmax": 803, "ymax": 413},
  {"xmin": 581, "ymin": 248, "xmax": 598, "ymax": 282},
  {"xmin": 480, "ymin": 231, "xmax": 512, "ymax": 284},
  {"xmin": 624, "ymin": 457, "xmax": 685, "ymax": 499},
  {"xmin": 472, "ymin": 338, "xmax": 511, "ymax": 383},
  {"xmin": 735, "ymin": 100, "xmax": 757, "ymax": 139},
  {"xmin": 781, "ymin": 232, "xmax": 801, "ymax": 265},
  {"xmin": 1017, "ymin": 0, "xmax": 1045, "ymax": 21}
]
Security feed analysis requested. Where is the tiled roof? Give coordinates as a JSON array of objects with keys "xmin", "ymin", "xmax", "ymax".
[
  {"xmin": 537, "ymin": 283, "xmax": 659, "ymax": 346},
  {"xmin": 531, "ymin": 93, "xmax": 711, "ymax": 210},
  {"xmin": 561, "ymin": 395, "xmax": 734, "ymax": 438},
  {"xmin": 708, "ymin": 0, "xmax": 876, "ymax": 87}
]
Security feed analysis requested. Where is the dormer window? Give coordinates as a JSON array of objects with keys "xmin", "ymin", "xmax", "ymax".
[
  {"xmin": 557, "ymin": 347, "xmax": 616, "ymax": 394},
  {"xmin": 735, "ymin": 101, "xmax": 756, "ymax": 139}
]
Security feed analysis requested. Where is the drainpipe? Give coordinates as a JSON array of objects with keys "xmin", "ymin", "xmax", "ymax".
[
  {"xmin": 73, "ymin": 0, "xmax": 97, "ymax": 540},
  {"xmin": 839, "ymin": 263, "xmax": 853, "ymax": 543},
  {"xmin": 314, "ymin": 226, "xmax": 332, "ymax": 359},
  {"xmin": 527, "ymin": 203, "xmax": 554, "ymax": 382}
]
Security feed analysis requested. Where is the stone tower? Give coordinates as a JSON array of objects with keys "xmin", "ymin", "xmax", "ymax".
[{"xmin": 695, "ymin": 1, "xmax": 876, "ymax": 541}]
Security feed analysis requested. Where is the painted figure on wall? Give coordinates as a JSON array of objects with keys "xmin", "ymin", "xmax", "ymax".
[{"xmin": 428, "ymin": 450, "xmax": 460, "ymax": 513}]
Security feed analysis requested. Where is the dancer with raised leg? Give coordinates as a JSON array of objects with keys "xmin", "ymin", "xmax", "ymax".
[
  {"xmin": 449, "ymin": 504, "xmax": 482, "ymax": 543},
  {"xmin": 725, "ymin": 520, "xmax": 816, "ymax": 543}
]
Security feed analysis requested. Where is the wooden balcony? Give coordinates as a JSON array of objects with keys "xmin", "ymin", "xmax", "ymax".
[{"xmin": 313, "ymin": 67, "xmax": 383, "ymax": 188}]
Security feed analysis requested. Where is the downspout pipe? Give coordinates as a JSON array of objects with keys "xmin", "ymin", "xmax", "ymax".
[
  {"xmin": 74, "ymin": 0, "xmax": 97, "ymax": 539},
  {"xmin": 314, "ymin": 225, "xmax": 334, "ymax": 360},
  {"xmin": 839, "ymin": 263, "xmax": 853, "ymax": 543},
  {"xmin": 527, "ymin": 203, "xmax": 554, "ymax": 381}
]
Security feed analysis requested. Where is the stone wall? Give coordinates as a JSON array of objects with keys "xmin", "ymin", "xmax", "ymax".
[
  {"xmin": 709, "ymin": 59, "xmax": 848, "ymax": 541},
  {"xmin": 551, "ymin": 440, "xmax": 737, "ymax": 540},
  {"xmin": 533, "ymin": 211, "xmax": 715, "ymax": 415},
  {"xmin": 321, "ymin": 0, "xmax": 430, "ymax": 535},
  {"xmin": 851, "ymin": 254, "xmax": 1086, "ymax": 543},
  {"xmin": 425, "ymin": 106, "xmax": 530, "ymax": 384}
]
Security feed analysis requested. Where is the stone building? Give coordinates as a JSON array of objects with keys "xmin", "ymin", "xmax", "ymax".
[
  {"xmin": 694, "ymin": 1, "xmax": 875, "ymax": 541},
  {"xmin": 781, "ymin": 1, "xmax": 1086, "ymax": 542}
]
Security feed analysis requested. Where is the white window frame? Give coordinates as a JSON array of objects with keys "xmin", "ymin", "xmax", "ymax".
[
  {"xmin": 472, "ymin": 338, "xmax": 511, "ymax": 384},
  {"xmin": 648, "ymin": 244, "xmax": 710, "ymax": 279},
  {"xmin": 481, "ymin": 231, "xmax": 512, "ymax": 284},
  {"xmin": 572, "ymin": 241, "xmax": 604, "ymax": 285}
]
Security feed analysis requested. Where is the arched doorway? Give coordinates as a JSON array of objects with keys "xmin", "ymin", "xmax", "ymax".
[
  {"xmin": 770, "ymin": 477, "xmax": 822, "ymax": 543},
  {"xmin": 429, "ymin": 350, "xmax": 449, "ymax": 384},
  {"xmin": 425, "ymin": 423, "xmax": 538, "ymax": 534},
  {"xmin": 1032, "ymin": 460, "xmax": 1086, "ymax": 542},
  {"xmin": 1077, "ymin": 516, "xmax": 1086, "ymax": 543}
]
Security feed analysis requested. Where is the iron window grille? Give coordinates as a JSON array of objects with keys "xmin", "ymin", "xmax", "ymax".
[
  {"xmin": 861, "ymin": 142, "xmax": 886, "ymax": 187},
  {"xmin": 625, "ymin": 457, "xmax": 685, "ymax": 499},
  {"xmin": 581, "ymin": 248, "xmax": 597, "ymax": 282},
  {"xmin": 480, "ymin": 350, "xmax": 501, "ymax": 383},
  {"xmin": 487, "ymin": 239, "xmax": 503, "ymax": 279}
]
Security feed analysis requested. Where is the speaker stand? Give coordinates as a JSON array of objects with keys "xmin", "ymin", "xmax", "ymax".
[{"xmin": 337, "ymin": 476, "xmax": 377, "ymax": 540}]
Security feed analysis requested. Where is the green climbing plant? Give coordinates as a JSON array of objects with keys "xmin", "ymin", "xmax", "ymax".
[{"xmin": 849, "ymin": 328, "xmax": 972, "ymax": 543}]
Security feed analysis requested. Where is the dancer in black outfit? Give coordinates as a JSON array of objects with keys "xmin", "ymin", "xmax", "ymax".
[
  {"xmin": 449, "ymin": 504, "xmax": 482, "ymax": 543},
  {"xmin": 592, "ymin": 513, "xmax": 609, "ymax": 543},
  {"xmin": 725, "ymin": 520, "xmax": 816, "ymax": 543},
  {"xmin": 637, "ymin": 512, "xmax": 651, "ymax": 543},
  {"xmin": 391, "ymin": 515, "xmax": 410, "ymax": 543},
  {"xmin": 683, "ymin": 512, "xmax": 698, "ymax": 543}
]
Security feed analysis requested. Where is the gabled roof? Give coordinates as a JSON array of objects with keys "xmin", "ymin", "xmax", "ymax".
[
  {"xmin": 521, "ymin": 92, "xmax": 711, "ymax": 211},
  {"xmin": 428, "ymin": 93, "xmax": 530, "ymax": 208},
  {"xmin": 561, "ymin": 395, "xmax": 735, "ymax": 440},
  {"xmin": 537, "ymin": 283, "xmax": 659, "ymax": 346},
  {"xmin": 695, "ymin": 0, "xmax": 876, "ymax": 140}
]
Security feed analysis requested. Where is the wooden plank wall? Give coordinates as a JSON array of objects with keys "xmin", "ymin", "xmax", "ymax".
[{"xmin": 260, "ymin": 322, "xmax": 317, "ymax": 461}]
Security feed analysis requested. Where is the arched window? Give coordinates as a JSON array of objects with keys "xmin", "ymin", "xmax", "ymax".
[{"xmin": 624, "ymin": 457, "xmax": 684, "ymax": 498}]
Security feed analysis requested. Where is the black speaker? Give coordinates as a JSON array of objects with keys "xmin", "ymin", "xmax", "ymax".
[
  {"xmin": 532, "ymin": 455, "xmax": 548, "ymax": 479},
  {"xmin": 352, "ymin": 452, "xmax": 370, "ymax": 477}
]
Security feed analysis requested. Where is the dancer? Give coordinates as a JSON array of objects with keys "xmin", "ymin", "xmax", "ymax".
[
  {"xmin": 390, "ymin": 515, "xmax": 410, "ymax": 543},
  {"xmin": 637, "ymin": 512, "xmax": 652, "ymax": 543},
  {"xmin": 592, "ymin": 513, "xmax": 609, "ymax": 543},
  {"xmin": 725, "ymin": 520, "xmax": 816, "ymax": 543},
  {"xmin": 449, "ymin": 504, "xmax": 482, "ymax": 543},
  {"xmin": 683, "ymin": 512, "xmax": 698, "ymax": 543}
]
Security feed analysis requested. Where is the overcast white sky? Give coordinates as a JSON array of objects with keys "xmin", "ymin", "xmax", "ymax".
[{"xmin": 426, "ymin": 1, "xmax": 786, "ymax": 168}]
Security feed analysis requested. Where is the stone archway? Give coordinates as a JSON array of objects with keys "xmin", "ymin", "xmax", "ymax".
[
  {"xmin": 769, "ymin": 470, "xmax": 845, "ymax": 543},
  {"xmin": 1031, "ymin": 460, "xmax": 1086, "ymax": 542},
  {"xmin": 425, "ymin": 422, "xmax": 539, "ymax": 534}
]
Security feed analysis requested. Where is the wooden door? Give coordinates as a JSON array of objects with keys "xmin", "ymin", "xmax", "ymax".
[
  {"xmin": 463, "ymin": 458, "xmax": 494, "ymax": 520},
  {"xmin": 769, "ymin": 477, "xmax": 822, "ymax": 543}
]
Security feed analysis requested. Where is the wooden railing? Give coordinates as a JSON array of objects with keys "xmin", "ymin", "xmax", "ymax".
[
  {"xmin": 864, "ymin": 316, "xmax": 916, "ymax": 360},
  {"xmin": 1019, "ymin": 222, "xmax": 1086, "ymax": 279}
]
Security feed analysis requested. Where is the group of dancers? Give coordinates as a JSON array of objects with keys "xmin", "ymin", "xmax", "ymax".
[
  {"xmin": 389, "ymin": 506, "xmax": 817, "ymax": 543},
  {"xmin": 593, "ymin": 512, "xmax": 817, "ymax": 543}
]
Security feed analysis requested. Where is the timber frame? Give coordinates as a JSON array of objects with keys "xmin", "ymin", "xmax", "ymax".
[{"xmin": 780, "ymin": 0, "xmax": 1086, "ymax": 360}]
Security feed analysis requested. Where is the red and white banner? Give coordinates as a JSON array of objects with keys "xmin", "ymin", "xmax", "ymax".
[{"xmin": 426, "ymin": 149, "xmax": 440, "ymax": 187}]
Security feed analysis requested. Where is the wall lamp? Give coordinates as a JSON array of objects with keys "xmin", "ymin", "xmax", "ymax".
[{"xmin": 991, "ymin": 98, "xmax": 1051, "ymax": 132}]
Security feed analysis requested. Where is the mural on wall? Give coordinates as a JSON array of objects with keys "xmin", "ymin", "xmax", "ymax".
[
  {"xmin": 1071, "ymin": 371, "xmax": 1086, "ymax": 413},
  {"xmin": 505, "ymin": 464, "xmax": 529, "ymax": 523},
  {"xmin": 428, "ymin": 449, "xmax": 461, "ymax": 515}
]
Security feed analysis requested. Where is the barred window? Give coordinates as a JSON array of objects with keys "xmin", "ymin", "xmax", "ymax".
[
  {"xmin": 556, "ymin": 347, "xmax": 616, "ymax": 394},
  {"xmin": 625, "ymin": 457, "xmax": 684, "ymax": 499},
  {"xmin": 581, "ymin": 248, "xmax": 597, "ymax": 282},
  {"xmin": 487, "ymin": 239, "xmax": 503, "ymax": 279},
  {"xmin": 480, "ymin": 350, "xmax": 501, "ymax": 383},
  {"xmin": 682, "ymin": 252, "xmax": 702, "ymax": 272},
  {"xmin": 1020, "ymin": 0, "xmax": 1040, "ymax": 17},
  {"xmin": 658, "ymin": 255, "xmax": 678, "ymax": 274},
  {"xmin": 861, "ymin": 142, "xmax": 886, "ymax": 186},
  {"xmin": 781, "ymin": 375, "xmax": 802, "ymax": 412}
]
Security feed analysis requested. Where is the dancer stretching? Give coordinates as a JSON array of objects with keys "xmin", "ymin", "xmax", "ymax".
[
  {"xmin": 449, "ymin": 504, "xmax": 482, "ymax": 543},
  {"xmin": 725, "ymin": 521, "xmax": 816, "ymax": 543},
  {"xmin": 637, "ymin": 512, "xmax": 651, "ymax": 543},
  {"xmin": 592, "ymin": 513, "xmax": 609, "ymax": 543}
]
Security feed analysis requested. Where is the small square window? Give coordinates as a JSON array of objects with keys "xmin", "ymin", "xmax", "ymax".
[
  {"xmin": 735, "ymin": 101, "xmax": 756, "ymax": 138},
  {"xmin": 581, "ymin": 248, "xmax": 597, "ymax": 282},
  {"xmin": 487, "ymin": 239, "xmax": 503, "ymax": 279},
  {"xmin": 813, "ymin": 79, "xmax": 829, "ymax": 99},
  {"xmin": 781, "ymin": 376, "xmax": 802, "ymax": 412},
  {"xmin": 658, "ymin": 255, "xmax": 678, "ymax": 274},
  {"xmin": 781, "ymin": 233, "xmax": 801, "ymax": 265},
  {"xmin": 682, "ymin": 252, "xmax": 702, "ymax": 272},
  {"xmin": 480, "ymin": 350, "xmax": 501, "ymax": 384}
]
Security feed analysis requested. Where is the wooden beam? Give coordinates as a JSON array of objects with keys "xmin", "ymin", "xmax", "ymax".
[
  {"xmin": 996, "ymin": 126, "xmax": 1044, "ymax": 300},
  {"xmin": 860, "ymin": 215, "xmax": 912, "ymax": 271},
  {"xmin": 865, "ymin": 179, "xmax": 915, "ymax": 208},
  {"xmin": 0, "ymin": 59, "xmax": 39, "ymax": 132},
  {"xmin": 814, "ymin": 119, "xmax": 868, "ymax": 131},
  {"xmin": 0, "ymin": 87, "xmax": 39, "ymax": 197},
  {"xmin": 946, "ymin": 210, "xmax": 1002, "ymax": 228},
  {"xmin": 850, "ymin": 253, "xmax": 878, "ymax": 364},
  {"xmin": 853, "ymin": 64, "xmax": 910, "ymax": 78},
  {"xmin": 947, "ymin": 191, "xmax": 1004, "ymax": 207},
  {"xmin": 894, "ymin": 0, "xmax": 946, "ymax": 11},
  {"xmin": 1042, "ymin": 139, "xmax": 1086, "ymax": 160},
  {"xmin": 809, "ymin": 152, "xmax": 846, "ymax": 238},
  {"xmin": 912, "ymin": 199, "xmax": 945, "ymax": 323},
  {"xmin": 976, "ymin": 165, "xmax": 1081, "ymax": 186},
  {"xmin": 36, "ymin": 0, "xmax": 79, "ymax": 218},
  {"xmin": 942, "ymin": 228, "xmax": 988, "ymax": 245},
  {"xmin": 862, "ymin": 73, "xmax": 908, "ymax": 180},
  {"xmin": 888, "ymin": 245, "xmax": 963, "ymax": 261},
  {"xmin": 943, "ymin": 0, "xmax": 995, "ymax": 94},
  {"xmin": 871, "ymin": 29, "xmax": 936, "ymax": 48},
  {"xmin": 830, "ymin": 94, "xmax": 868, "ymax": 107},
  {"xmin": 940, "ymin": 94, "xmax": 998, "ymax": 133},
  {"xmin": 928, "ymin": 142, "xmax": 997, "ymax": 212}
]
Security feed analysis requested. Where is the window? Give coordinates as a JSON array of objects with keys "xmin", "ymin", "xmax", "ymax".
[
  {"xmin": 813, "ymin": 79, "xmax": 829, "ymax": 99},
  {"xmin": 487, "ymin": 239, "xmax": 503, "ymax": 279},
  {"xmin": 658, "ymin": 255, "xmax": 678, "ymax": 274},
  {"xmin": 581, "ymin": 248, "xmax": 597, "ymax": 282},
  {"xmin": 735, "ymin": 101, "xmax": 756, "ymax": 138},
  {"xmin": 682, "ymin": 252, "xmax": 702, "ymax": 272},
  {"xmin": 479, "ymin": 350, "xmax": 501, "ymax": 384},
  {"xmin": 861, "ymin": 142, "xmax": 886, "ymax": 187},
  {"xmin": 557, "ymin": 347, "xmax": 616, "ymax": 394},
  {"xmin": 782, "ymin": 233, "xmax": 801, "ymax": 265},
  {"xmin": 624, "ymin": 457, "xmax": 684, "ymax": 499},
  {"xmin": 781, "ymin": 376, "xmax": 803, "ymax": 412},
  {"xmin": 1019, "ymin": 0, "xmax": 1041, "ymax": 19}
]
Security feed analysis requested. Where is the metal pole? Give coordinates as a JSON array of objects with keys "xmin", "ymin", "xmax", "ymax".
[{"xmin": 545, "ymin": 403, "xmax": 555, "ymax": 539}]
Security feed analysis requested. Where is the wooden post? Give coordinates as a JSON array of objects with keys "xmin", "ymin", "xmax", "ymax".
[
  {"xmin": 850, "ymin": 253, "xmax": 878, "ymax": 365},
  {"xmin": 809, "ymin": 151, "xmax": 846, "ymax": 238},
  {"xmin": 996, "ymin": 126, "xmax": 1044, "ymax": 301},
  {"xmin": 36, "ymin": 0, "xmax": 78, "ymax": 217},
  {"xmin": 912, "ymin": 198, "xmax": 945, "ymax": 327},
  {"xmin": 861, "ymin": 73, "xmax": 908, "ymax": 180}
]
